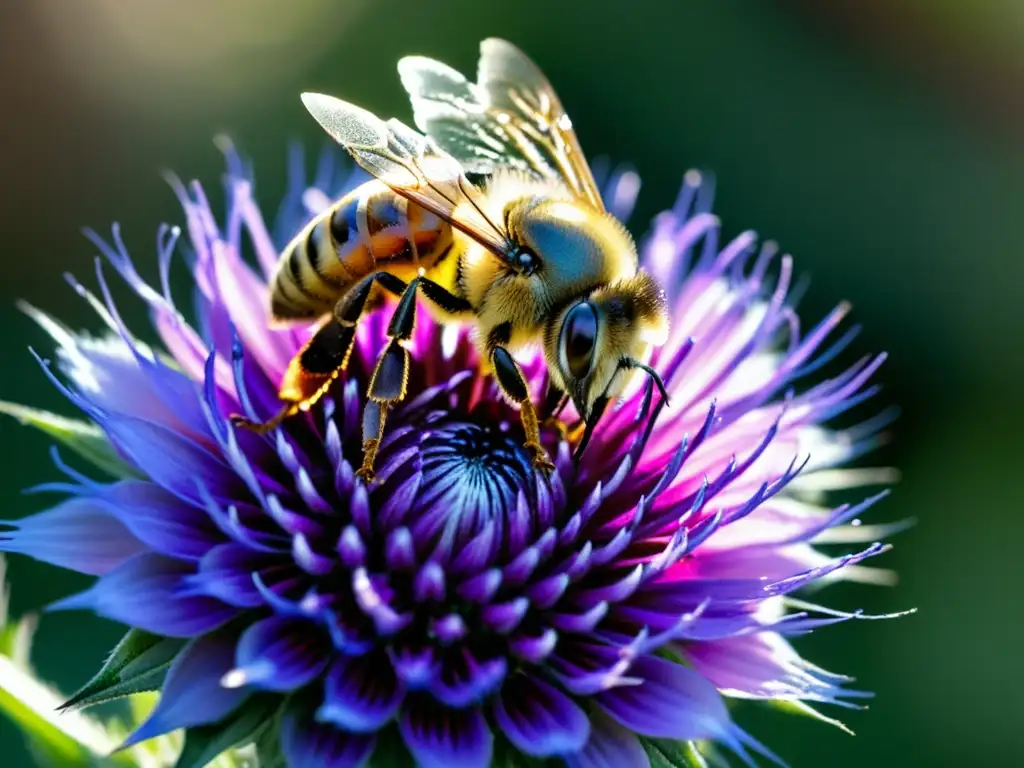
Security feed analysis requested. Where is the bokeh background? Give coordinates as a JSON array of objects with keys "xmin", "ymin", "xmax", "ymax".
[{"xmin": 1, "ymin": 0, "xmax": 1022, "ymax": 765}]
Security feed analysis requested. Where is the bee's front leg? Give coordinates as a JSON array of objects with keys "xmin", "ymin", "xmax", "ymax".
[
  {"xmin": 539, "ymin": 388, "xmax": 572, "ymax": 439},
  {"xmin": 491, "ymin": 346, "xmax": 556, "ymax": 475},
  {"xmin": 359, "ymin": 275, "xmax": 473, "ymax": 482}
]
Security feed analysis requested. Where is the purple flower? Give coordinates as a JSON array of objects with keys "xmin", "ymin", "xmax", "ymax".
[{"xmin": 0, "ymin": 147, "xmax": 904, "ymax": 767}]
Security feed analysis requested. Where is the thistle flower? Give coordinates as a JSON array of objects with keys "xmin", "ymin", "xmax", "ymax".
[{"xmin": 0, "ymin": 146, "xmax": 905, "ymax": 768}]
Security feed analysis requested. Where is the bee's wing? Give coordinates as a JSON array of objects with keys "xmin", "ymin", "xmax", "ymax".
[
  {"xmin": 301, "ymin": 92, "xmax": 514, "ymax": 262},
  {"xmin": 398, "ymin": 38, "xmax": 605, "ymax": 211}
]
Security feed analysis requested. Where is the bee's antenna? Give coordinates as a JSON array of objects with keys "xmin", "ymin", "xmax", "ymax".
[
  {"xmin": 623, "ymin": 359, "xmax": 671, "ymax": 406},
  {"xmin": 573, "ymin": 395, "xmax": 610, "ymax": 463}
]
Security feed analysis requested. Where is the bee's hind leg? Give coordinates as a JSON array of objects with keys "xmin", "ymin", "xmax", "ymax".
[
  {"xmin": 492, "ymin": 346, "xmax": 556, "ymax": 475},
  {"xmin": 232, "ymin": 271, "xmax": 408, "ymax": 435},
  {"xmin": 231, "ymin": 318, "xmax": 354, "ymax": 433},
  {"xmin": 358, "ymin": 275, "xmax": 472, "ymax": 481}
]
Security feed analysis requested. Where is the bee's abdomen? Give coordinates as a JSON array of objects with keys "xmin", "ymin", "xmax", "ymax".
[{"xmin": 270, "ymin": 180, "xmax": 454, "ymax": 322}]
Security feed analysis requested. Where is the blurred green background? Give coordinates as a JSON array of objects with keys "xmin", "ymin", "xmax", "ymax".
[{"xmin": 1, "ymin": 0, "xmax": 1022, "ymax": 765}]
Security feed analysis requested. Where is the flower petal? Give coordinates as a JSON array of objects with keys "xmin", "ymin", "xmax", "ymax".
[
  {"xmin": 99, "ymin": 481, "xmax": 222, "ymax": 560},
  {"xmin": 187, "ymin": 543, "xmax": 273, "ymax": 607},
  {"xmin": 492, "ymin": 673, "xmax": 590, "ymax": 757},
  {"xmin": 595, "ymin": 655, "xmax": 731, "ymax": 741},
  {"xmin": 24, "ymin": 302, "xmax": 209, "ymax": 439},
  {"xmin": 317, "ymin": 652, "xmax": 403, "ymax": 733},
  {"xmin": 686, "ymin": 632, "xmax": 864, "ymax": 706},
  {"xmin": 280, "ymin": 694, "xmax": 376, "ymax": 768},
  {"xmin": 564, "ymin": 712, "xmax": 649, "ymax": 768},
  {"xmin": 122, "ymin": 624, "xmax": 249, "ymax": 746},
  {"xmin": 96, "ymin": 413, "xmax": 244, "ymax": 505},
  {"xmin": 48, "ymin": 553, "xmax": 236, "ymax": 637},
  {"xmin": 228, "ymin": 615, "xmax": 330, "ymax": 692},
  {"xmin": 0, "ymin": 497, "xmax": 145, "ymax": 575},
  {"xmin": 400, "ymin": 696, "xmax": 492, "ymax": 768}
]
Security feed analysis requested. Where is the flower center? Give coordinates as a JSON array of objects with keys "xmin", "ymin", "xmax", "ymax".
[{"xmin": 413, "ymin": 421, "xmax": 537, "ymax": 551}]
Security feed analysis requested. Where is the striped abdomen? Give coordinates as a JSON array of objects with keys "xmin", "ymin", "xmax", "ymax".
[{"xmin": 270, "ymin": 179, "xmax": 454, "ymax": 321}]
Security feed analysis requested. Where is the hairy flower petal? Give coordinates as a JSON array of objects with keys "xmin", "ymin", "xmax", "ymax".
[
  {"xmin": 48, "ymin": 553, "xmax": 236, "ymax": 636},
  {"xmin": 0, "ymin": 497, "xmax": 145, "ymax": 575}
]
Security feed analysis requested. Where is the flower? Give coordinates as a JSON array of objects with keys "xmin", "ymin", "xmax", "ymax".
[{"xmin": 0, "ymin": 145, "xmax": 905, "ymax": 768}]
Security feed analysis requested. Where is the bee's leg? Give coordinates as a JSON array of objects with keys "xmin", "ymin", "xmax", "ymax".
[
  {"xmin": 491, "ymin": 346, "xmax": 556, "ymax": 474},
  {"xmin": 232, "ymin": 271, "xmax": 408, "ymax": 434},
  {"xmin": 358, "ymin": 276, "xmax": 473, "ymax": 481},
  {"xmin": 541, "ymin": 387, "xmax": 569, "ymax": 420},
  {"xmin": 540, "ymin": 388, "xmax": 571, "ymax": 439},
  {"xmin": 230, "ymin": 318, "xmax": 354, "ymax": 433}
]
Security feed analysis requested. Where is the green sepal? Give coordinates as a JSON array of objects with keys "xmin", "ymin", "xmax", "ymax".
[
  {"xmin": 61, "ymin": 629, "xmax": 185, "ymax": 711},
  {"xmin": 0, "ymin": 401, "xmax": 138, "ymax": 480},
  {"xmin": 175, "ymin": 694, "xmax": 283, "ymax": 768},
  {"xmin": 767, "ymin": 698, "xmax": 855, "ymax": 735},
  {"xmin": 251, "ymin": 709, "xmax": 286, "ymax": 768},
  {"xmin": 640, "ymin": 736, "xmax": 710, "ymax": 768}
]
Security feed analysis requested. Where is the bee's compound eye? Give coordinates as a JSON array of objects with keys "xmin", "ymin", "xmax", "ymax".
[{"xmin": 560, "ymin": 301, "xmax": 598, "ymax": 380}]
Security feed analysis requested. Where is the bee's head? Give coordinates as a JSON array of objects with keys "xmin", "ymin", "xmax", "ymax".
[{"xmin": 544, "ymin": 270, "xmax": 670, "ymax": 455}]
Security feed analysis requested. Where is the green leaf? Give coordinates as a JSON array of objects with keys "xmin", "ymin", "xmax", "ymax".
[
  {"xmin": 0, "ymin": 653, "xmax": 128, "ymax": 767},
  {"xmin": 62, "ymin": 629, "xmax": 186, "ymax": 711},
  {"xmin": 0, "ymin": 668, "xmax": 93, "ymax": 767},
  {"xmin": 0, "ymin": 558, "xmax": 125, "ymax": 766},
  {"xmin": 640, "ymin": 736, "xmax": 709, "ymax": 768},
  {"xmin": 251, "ymin": 714, "xmax": 286, "ymax": 768},
  {"xmin": 767, "ymin": 698, "xmax": 855, "ymax": 735},
  {"xmin": 176, "ymin": 694, "xmax": 282, "ymax": 768},
  {"xmin": 0, "ymin": 401, "xmax": 138, "ymax": 479}
]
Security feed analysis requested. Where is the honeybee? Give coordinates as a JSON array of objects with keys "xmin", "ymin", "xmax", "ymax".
[{"xmin": 231, "ymin": 39, "xmax": 670, "ymax": 480}]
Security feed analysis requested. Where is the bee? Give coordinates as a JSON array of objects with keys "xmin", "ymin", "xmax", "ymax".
[{"xmin": 231, "ymin": 39, "xmax": 670, "ymax": 480}]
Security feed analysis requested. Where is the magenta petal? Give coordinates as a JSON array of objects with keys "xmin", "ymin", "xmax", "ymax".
[
  {"xmin": 595, "ymin": 655, "xmax": 731, "ymax": 741},
  {"xmin": 400, "ymin": 696, "xmax": 492, "ymax": 768},
  {"xmin": 492, "ymin": 674, "xmax": 590, "ymax": 757},
  {"xmin": 280, "ymin": 695, "xmax": 376, "ymax": 768}
]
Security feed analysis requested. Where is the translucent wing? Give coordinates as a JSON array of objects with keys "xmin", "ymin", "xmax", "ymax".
[
  {"xmin": 301, "ymin": 92, "xmax": 515, "ymax": 262},
  {"xmin": 398, "ymin": 38, "xmax": 604, "ymax": 211}
]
